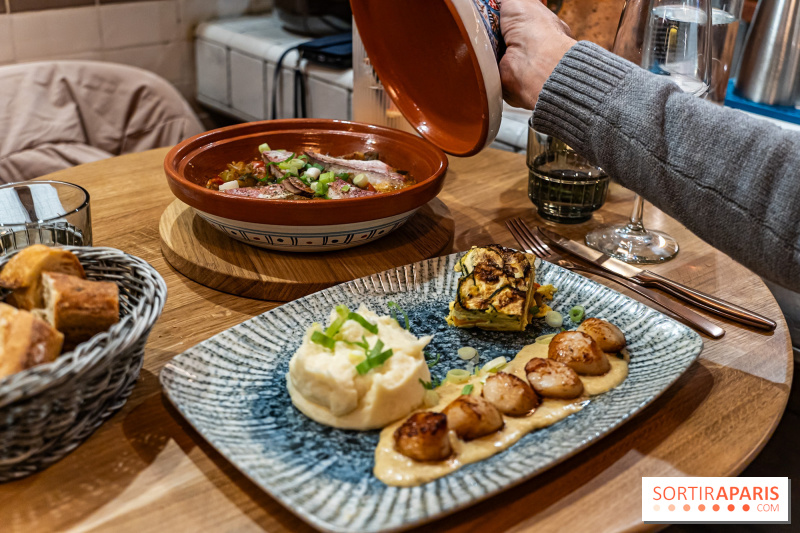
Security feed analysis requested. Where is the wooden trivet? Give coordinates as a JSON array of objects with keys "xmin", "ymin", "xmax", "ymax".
[{"xmin": 159, "ymin": 199, "xmax": 454, "ymax": 301}]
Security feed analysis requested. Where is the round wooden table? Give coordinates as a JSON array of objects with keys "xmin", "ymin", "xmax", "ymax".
[{"xmin": 0, "ymin": 147, "xmax": 792, "ymax": 533}]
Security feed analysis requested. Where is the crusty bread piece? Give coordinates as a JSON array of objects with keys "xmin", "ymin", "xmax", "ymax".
[
  {"xmin": 0, "ymin": 303, "xmax": 64, "ymax": 379},
  {"xmin": 35, "ymin": 272, "xmax": 119, "ymax": 350},
  {"xmin": 0, "ymin": 245, "xmax": 86, "ymax": 310}
]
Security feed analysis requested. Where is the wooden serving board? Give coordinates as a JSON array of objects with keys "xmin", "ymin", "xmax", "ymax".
[{"xmin": 159, "ymin": 199, "xmax": 454, "ymax": 301}]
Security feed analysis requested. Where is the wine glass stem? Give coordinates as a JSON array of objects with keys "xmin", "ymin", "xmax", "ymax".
[{"xmin": 626, "ymin": 194, "xmax": 647, "ymax": 234}]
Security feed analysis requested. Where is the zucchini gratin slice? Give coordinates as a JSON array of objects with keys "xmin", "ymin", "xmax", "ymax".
[{"xmin": 446, "ymin": 245, "xmax": 556, "ymax": 331}]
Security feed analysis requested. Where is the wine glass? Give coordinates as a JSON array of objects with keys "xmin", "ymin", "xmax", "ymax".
[{"xmin": 584, "ymin": 0, "xmax": 712, "ymax": 263}]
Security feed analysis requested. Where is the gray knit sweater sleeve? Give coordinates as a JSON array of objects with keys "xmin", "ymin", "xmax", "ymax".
[{"xmin": 532, "ymin": 41, "xmax": 800, "ymax": 291}]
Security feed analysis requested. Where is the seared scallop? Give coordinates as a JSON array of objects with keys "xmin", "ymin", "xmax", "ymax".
[
  {"xmin": 482, "ymin": 372, "xmax": 539, "ymax": 416},
  {"xmin": 548, "ymin": 331, "xmax": 610, "ymax": 376},
  {"xmin": 525, "ymin": 358, "xmax": 584, "ymax": 399},
  {"xmin": 442, "ymin": 395, "xmax": 504, "ymax": 440},
  {"xmin": 394, "ymin": 412, "xmax": 452, "ymax": 462},
  {"xmin": 578, "ymin": 318, "xmax": 626, "ymax": 353}
]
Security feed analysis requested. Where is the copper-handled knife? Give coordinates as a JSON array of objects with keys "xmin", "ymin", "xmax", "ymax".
[{"xmin": 537, "ymin": 227, "xmax": 777, "ymax": 331}]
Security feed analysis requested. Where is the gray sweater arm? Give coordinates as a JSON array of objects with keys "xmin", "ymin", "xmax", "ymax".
[{"xmin": 532, "ymin": 41, "xmax": 800, "ymax": 292}]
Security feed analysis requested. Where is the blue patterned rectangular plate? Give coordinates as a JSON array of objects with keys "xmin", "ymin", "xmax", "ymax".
[{"xmin": 160, "ymin": 253, "xmax": 703, "ymax": 532}]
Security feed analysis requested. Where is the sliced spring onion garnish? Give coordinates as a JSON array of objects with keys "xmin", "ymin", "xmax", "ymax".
[
  {"xmin": 569, "ymin": 305, "xmax": 585, "ymax": 323},
  {"xmin": 529, "ymin": 305, "xmax": 540, "ymax": 317},
  {"xmin": 481, "ymin": 356, "xmax": 507, "ymax": 373},
  {"xmin": 356, "ymin": 338, "xmax": 393, "ymax": 375},
  {"xmin": 461, "ymin": 384, "xmax": 474, "ymax": 395},
  {"xmin": 446, "ymin": 369, "xmax": 471, "ymax": 384},
  {"xmin": 535, "ymin": 333, "xmax": 557, "ymax": 344},
  {"xmin": 258, "ymin": 142, "xmax": 271, "ymax": 153},
  {"xmin": 386, "ymin": 301, "xmax": 410, "ymax": 330},
  {"xmin": 347, "ymin": 312, "xmax": 378, "ymax": 334},
  {"xmin": 310, "ymin": 330, "xmax": 336, "ymax": 350},
  {"xmin": 545, "ymin": 310, "xmax": 563, "ymax": 328},
  {"xmin": 457, "ymin": 346, "xmax": 478, "ymax": 360},
  {"xmin": 423, "ymin": 389, "xmax": 440, "ymax": 407},
  {"xmin": 324, "ymin": 305, "xmax": 349, "ymax": 337},
  {"xmin": 419, "ymin": 378, "xmax": 435, "ymax": 390},
  {"xmin": 425, "ymin": 352, "xmax": 441, "ymax": 368},
  {"xmin": 341, "ymin": 184, "xmax": 351, "ymax": 192}
]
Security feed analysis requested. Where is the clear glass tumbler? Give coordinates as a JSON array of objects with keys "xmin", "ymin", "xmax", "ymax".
[
  {"xmin": 527, "ymin": 120, "xmax": 610, "ymax": 224},
  {"xmin": 0, "ymin": 181, "xmax": 92, "ymax": 256}
]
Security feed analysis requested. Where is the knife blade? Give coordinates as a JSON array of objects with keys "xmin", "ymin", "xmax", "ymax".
[{"xmin": 537, "ymin": 226, "xmax": 777, "ymax": 331}]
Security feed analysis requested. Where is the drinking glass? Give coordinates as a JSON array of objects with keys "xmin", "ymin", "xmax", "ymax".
[
  {"xmin": 0, "ymin": 181, "xmax": 92, "ymax": 256},
  {"xmin": 528, "ymin": 121, "xmax": 610, "ymax": 224},
  {"xmin": 584, "ymin": 0, "xmax": 712, "ymax": 263},
  {"xmin": 707, "ymin": 0, "xmax": 743, "ymax": 103}
]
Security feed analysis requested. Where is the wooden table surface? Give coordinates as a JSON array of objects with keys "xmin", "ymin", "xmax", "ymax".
[{"xmin": 0, "ymin": 147, "xmax": 792, "ymax": 533}]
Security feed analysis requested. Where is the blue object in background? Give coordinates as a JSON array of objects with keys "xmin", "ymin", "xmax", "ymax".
[{"xmin": 724, "ymin": 79, "xmax": 800, "ymax": 125}]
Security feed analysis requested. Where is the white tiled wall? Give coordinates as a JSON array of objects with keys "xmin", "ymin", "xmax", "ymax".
[{"xmin": 0, "ymin": 0, "xmax": 274, "ymax": 100}]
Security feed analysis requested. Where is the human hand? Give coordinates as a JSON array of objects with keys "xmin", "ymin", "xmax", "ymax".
[{"xmin": 499, "ymin": 0, "xmax": 576, "ymax": 109}]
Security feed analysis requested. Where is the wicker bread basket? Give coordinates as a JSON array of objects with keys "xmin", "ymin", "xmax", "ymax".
[{"xmin": 0, "ymin": 246, "xmax": 167, "ymax": 482}]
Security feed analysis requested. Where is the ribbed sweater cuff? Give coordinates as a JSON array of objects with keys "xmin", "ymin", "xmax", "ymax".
[{"xmin": 532, "ymin": 41, "xmax": 634, "ymax": 156}]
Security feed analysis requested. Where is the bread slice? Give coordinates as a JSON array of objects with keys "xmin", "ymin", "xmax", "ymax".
[
  {"xmin": 0, "ymin": 302, "xmax": 64, "ymax": 379},
  {"xmin": 35, "ymin": 272, "xmax": 119, "ymax": 350},
  {"xmin": 0, "ymin": 245, "xmax": 86, "ymax": 310}
]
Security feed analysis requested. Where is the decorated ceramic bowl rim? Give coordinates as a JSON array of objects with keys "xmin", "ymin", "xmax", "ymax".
[{"xmin": 164, "ymin": 119, "xmax": 449, "ymax": 226}]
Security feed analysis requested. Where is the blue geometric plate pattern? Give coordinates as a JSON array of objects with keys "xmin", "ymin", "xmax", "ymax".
[{"xmin": 160, "ymin": 253, "xmax": 703, "ymax": 532}]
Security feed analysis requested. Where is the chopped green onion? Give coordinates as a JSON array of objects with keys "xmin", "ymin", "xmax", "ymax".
[
  {"xmin": 461, "ymin": 384, "xmax": 474, "ymax": 395},
  {"xmin": 569, "ymin": 305, "xmax": 585, "ymax": 323},
  {"xmin": 335, "ymin": 172, "xmax": 351, "ymax": 179},
  {"xmin": 387, "ymin": 301, "xmax": 409, "ymax": 330},
  {"xmin": 353, "ymin": 173, "xmax": 369, "ymax": 188},
  {"xmin": 341, "ymin": 184, "xmax": 351, "ymax": 192},
  {"xmin": 277, "ymin": 154, "xmax": 296, "ymax": 170},
  {"xmin": 545, "ymin": 310, "xmax": 563, "ymax": 328},
  {"xmin": 324, "ymin": 305, "xmax": 350, "ymax": 336},
  {"xmin": 446, "ymin": 369, "xmax": 471, "ymax": 384},
  {"xmin": 529, "ymin": 306, "xmax": 540, "ymax": 316},
  {"xmin": 347, "ymin": 312, "xmax": 378, "ymax": 334},
  {"xmin": 316, "ymin": 182, "xmax": 329, "ymax": 196},
  {"xmin": 319, "ymin": 171, "xmax": 336, "ymax": 184},
  {"xmin": 311, "ymin": 163, "xmax": 325, "ymax": 171},
  {"xmin": 298, "ymin": 154, "xmax": 309, "ymax": 161},
  {"xmin": 481, "ymin": 356, "xmax": 507, "ymax": 373},
  {"xmin": 309, "ymin": 181, "xmax": 319, "ymax": 194},
  {"xmin": 419, "ymin": 378, "xmax": 441, "ymax": 390},
  {"xmin": 258, "ymin": 142, "xmax": 271, "ymax": 153},
  {"xmin": 457, "ymin": 346, "xmax": 478, "ymax": 360},
  {"xmin": 425, "ymin": 352, "xmax": 441, "ymax": 368},
  {"xmin": 356, "ymin": 338, "xmax": 393, "ymax": 375},
  {"xmin": 310, "ymin": 330, "xmax": 336, "ymax": 350},
  {"xmin": 423, "ymin": 389, "xmax": 440, "ymax": 407}
]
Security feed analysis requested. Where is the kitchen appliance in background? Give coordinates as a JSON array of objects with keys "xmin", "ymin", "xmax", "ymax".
[
  {"xmin": 351, "ymin": 23, "xmax": 416, "ymax": 135},
  {"xmin": 735, "ymin": 0, "xmax": 800, "ymax": 106},
  {"xmin": 276, "ymin": 0, "xmax": 352, "ymax": 37}
]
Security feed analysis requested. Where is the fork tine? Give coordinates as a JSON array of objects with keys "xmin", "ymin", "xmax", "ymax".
[
  {"xmin": 504, "ymin": 219, "xmax": 532, "ymax": 253},
  {"xmin": 527, "ymin": 226, "xmax": 554, "ymax": 256},
  {"xmin": 512, "ymin": 218, "xmax": 551, "ymax": 258},
  {"xmin": 506, "ymin": 218, "xmax": 546, "ymax": 258}
]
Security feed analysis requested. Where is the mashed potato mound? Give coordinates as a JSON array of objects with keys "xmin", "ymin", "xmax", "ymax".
[{"xmin": 287, "ymin": 305, "xmax": 432, "ymax": 430}]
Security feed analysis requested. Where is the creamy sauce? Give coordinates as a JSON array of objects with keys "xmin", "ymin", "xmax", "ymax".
[{"xmin": 374, "ymin": 342, "xmax": 629, "ymax": 486}]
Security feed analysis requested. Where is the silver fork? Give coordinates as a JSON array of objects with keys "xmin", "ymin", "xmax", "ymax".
[{"xmin": 506, "ymin": 218, "xmax": 725, "ymax": 339}]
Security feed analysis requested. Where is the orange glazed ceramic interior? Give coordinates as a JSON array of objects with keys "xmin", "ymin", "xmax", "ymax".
[
  {"xmin": 351, "ymin": 0, "xmax": 490, "ymax": 156},
  {"xmin": 163, "ymin": 119, "xmax": 449, "ymax": 226}
]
